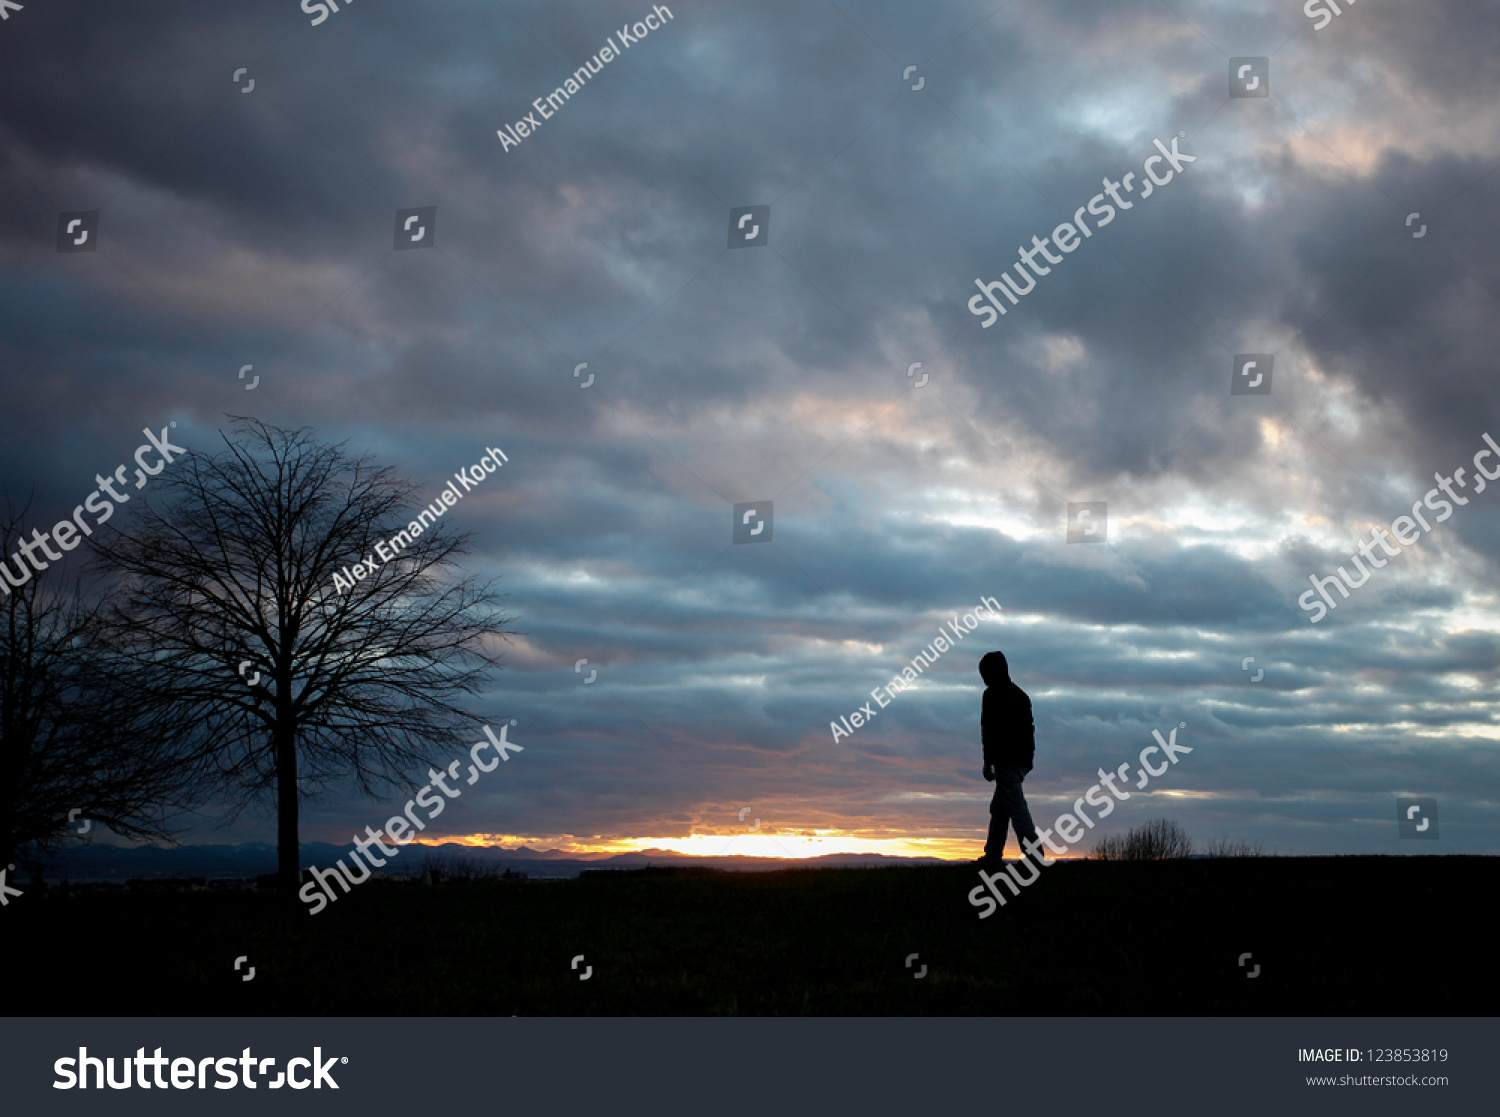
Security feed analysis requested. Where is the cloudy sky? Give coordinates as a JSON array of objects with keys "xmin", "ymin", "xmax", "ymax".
[{"xmin": 3, "ymin": 0, "xmax": 1498, "ymax": 859}]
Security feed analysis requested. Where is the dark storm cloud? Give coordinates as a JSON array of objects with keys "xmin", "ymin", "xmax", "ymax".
[{"xmin": 2, "ymin": 0, "xmax": 1497, "ymax": 855}]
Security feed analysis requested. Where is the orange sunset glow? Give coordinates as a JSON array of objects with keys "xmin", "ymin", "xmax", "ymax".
[{"xmin": 404, "ymin": 831, "xmax": 1055, "ymax": 861}]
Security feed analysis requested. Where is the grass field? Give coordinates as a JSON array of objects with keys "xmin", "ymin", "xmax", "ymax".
[{"xmin": 6, "ymin": 856, "xmax": 1493, "ymax": 1015}]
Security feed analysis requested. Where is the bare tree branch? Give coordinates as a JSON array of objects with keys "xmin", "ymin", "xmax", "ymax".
[
  {"xmin": 0, "ymin": 510, "xmax": 198, "ymax": 865},
  {"xmin": 90, "ymin": 418, "xmax": 514, "ymax": 896}
]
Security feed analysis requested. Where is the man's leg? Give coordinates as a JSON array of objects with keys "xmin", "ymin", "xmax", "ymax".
[
  {"xmin": 992, "ymin": 766, "xmax": 1039, "ymax": 859},
  {"xmin": 984, "ymin": 780, "xmax": 1013, "ymax": 860}
]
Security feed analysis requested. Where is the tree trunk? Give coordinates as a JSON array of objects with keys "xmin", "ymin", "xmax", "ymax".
[{"xmin": 275, "ymin": 715, "xmax": 299, "ymax": 900}]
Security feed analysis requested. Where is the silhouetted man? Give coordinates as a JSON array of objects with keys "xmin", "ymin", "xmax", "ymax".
[{"xmin": 979, "ymin": 650, "xmax": 1040, "ymax": 864}]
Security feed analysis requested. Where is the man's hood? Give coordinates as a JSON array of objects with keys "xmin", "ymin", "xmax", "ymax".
[{"xmin": 979, "ymin": 651, "xmax": 1010, "ymax": 687}]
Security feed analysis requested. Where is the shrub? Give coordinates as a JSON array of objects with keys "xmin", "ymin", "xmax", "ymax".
[
  {"xmin": 1092, "ymin": 818, "xmax": 1194, "ymax": 861},
  {"xmin": 1202, "ymin": 836, "xmax": 1266, "ymax": 857}
]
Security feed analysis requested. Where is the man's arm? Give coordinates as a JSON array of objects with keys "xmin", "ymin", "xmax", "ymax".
[
  {"xmin": 1016, "ymin": 689, "xmax": 1036, "ymax": 770},
  {"xmin": 981, "ymin": 689, "xmax": 999, "ymax": 776}
]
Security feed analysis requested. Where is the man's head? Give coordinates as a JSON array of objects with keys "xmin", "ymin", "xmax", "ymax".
[{"xmin": 979, "ymin": 651, "xmax": 1010, "ymax": 687}]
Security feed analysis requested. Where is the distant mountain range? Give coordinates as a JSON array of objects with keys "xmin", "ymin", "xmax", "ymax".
[{"xmin": 28, "ymin": 841, "xmax": 958, "ymax": 881}]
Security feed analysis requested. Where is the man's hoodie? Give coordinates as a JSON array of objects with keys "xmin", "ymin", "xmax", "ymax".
[{"xmin": 979, "ymin": 651, "xmax": 1035, "ymax": 770}]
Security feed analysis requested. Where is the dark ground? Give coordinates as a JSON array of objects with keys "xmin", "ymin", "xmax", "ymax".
[{"xmin": 4, "ymin": 856, "xmax": 1492, "ymax": 1015}]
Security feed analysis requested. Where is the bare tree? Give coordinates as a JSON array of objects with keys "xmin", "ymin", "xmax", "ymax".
[
  {"xmin": 92, "ymin": 419, "xmax": 511, "ymax": 897},
  {"xmin": 0, "ymin": 510, "xmax": 193, "ymax": 867},
  {"xmin": 1092, "ymin": 818, "xmax": 1195, "ymax": 861}
]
